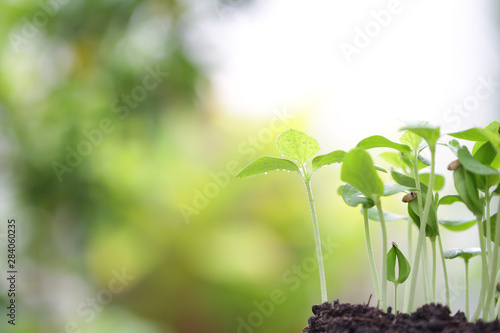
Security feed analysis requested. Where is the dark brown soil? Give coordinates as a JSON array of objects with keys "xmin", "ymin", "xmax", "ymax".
[{"xmin": 303, "ymin": 299, "xmax": 500, "ymax": 332}]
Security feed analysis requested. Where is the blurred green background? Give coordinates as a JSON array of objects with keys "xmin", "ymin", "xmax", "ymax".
[{"xmin": 0, "ymin": 1, "xmax": 498, "ymax": 332}]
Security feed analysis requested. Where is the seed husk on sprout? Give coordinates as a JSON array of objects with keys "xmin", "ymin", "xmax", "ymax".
[
  {"xmin": 402, "ymin": 191, "xmax": 417, "ymax": 203},
  {"xmin": 447, "ymin": 159, "xmax": 462, "ymax": 171}
]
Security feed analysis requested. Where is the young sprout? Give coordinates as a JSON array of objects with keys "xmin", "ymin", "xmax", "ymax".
[
  {"xmin": 387, "ymin": 242, "xmax": 411, "ymax": 314},
  {"xmin": 443, "ymin": 248, "xmax": 481, "ymax": 319},
  {"xmin": 237, "ymin": 129, "xmax": 345, "ymax": 303}
]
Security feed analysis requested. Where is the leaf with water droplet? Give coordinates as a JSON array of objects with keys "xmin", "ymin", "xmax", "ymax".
[
  {"xmin": 276, "ymin": 129, "xmax": 320, "ymax": 165},
  {"xmin": 236, "ymin": 156, "xmax": 299, "ymax": 178}
]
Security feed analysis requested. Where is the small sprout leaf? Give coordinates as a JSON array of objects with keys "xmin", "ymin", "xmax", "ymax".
[
  {"xmin": 400, "ymin": 130, "xmax": 423, "ymax": 152},
  {"xmin": 453, "ymin": 167, "xmax": 483, "ymax": 217},
  {"xmin": 438, "ymin": 195, "xmax": 464, "ymax": 207},
  {"xmin": 402, "ymin": 191, "xmax": 418, "ymax": 203},
  {"xmin": 312, "ymin": 150, "xmax": 346, "ymax": 171},
  {"xmin": 387, "ymin": 243, "xmax": 411, "ymax": 284},
  {"xmin": 367, "ymin": 207, "xmax": 406, "ymax": 222},
  {"xmin": 390, "ymin": 170, "xmax": 428, "ymax": 193},
  {"xmin": 448, "ymin": 128, "xmax": 488, "ymax": 142},
  {"xmin": 400, "ymin": 122, "xmax": 441, "ymax": 149},
  {"xmin": 439, "ymin": 218, "xmax": 477, "ymax": 232},
  {"xmin": 236, "ymin": 156, "xmax": 300, "ymax": 178},
  {"xmin": 483, "ymin": 213, "xmax": 499, "ymax": 242},
  {"xmin": 457, "ymin": 146, "xmax": 500, "ymax": 176},
  {"xmin": 375, "ymin": 165, "xmax": 388, "ymax": 173},
  {"xmin": 382, "ymin": 183, "xmax": 413, "ymax": 196},
  {"xmin": 418, "ymin": 154, "xmax": 431, "ymax": 166},
  {"xmin": 380, "ymin": 152, "xmax": 409, "ymax": 171},
  {"xmin": 408, "ymin": 194, "xmax": 439, "ymax": 238},
  {"xmin": 341, "ymin": 148, "xmax": 384, "ymax": 200},
  {"xmin": 443, "ymin": 248, "xmax": 482, "ymax": 260},
  {"xmin": 341, "ymin": 183, "xmax": 375, "ymax": 209},
  {"xmin": 472, "ymin": 141, "xmax": 497, "ymax": 166},
  {"xmin": 356, "ymin": 135, "xmax": 411, "ymax": 155},
  {"xmin": 276, "ymin": 129, "xmax": 320, "ymax": 165},
  {"xmin": 419, "ymin": 173, "xmax": 445, "ymax": 192}
]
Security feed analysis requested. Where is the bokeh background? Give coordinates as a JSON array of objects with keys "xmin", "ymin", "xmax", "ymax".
[{"xmin": 0, "ymin": 0, "xmax": 499, "ymax": 332}]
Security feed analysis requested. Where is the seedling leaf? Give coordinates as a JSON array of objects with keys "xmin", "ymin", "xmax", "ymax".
[
  {"xmin": 401, "ymin": 122, "xmax": 440, "ymax": 149},
  {"xmin": 449, "ymin": 128, "xmax": 488, "ymax": 142},
  {"xmin": 341, "ymin": 148, "xmax": 384, "ymax": 200},
  {"xmin": 400, "ymin": 130, "xmax": 422, "ymax": 152},
  {"xmin": 382, "ymin": 183, "xmax": 413, "ymax": 196},
  {"xmin": 312, "ymin": 150, "xmax": 345, "ymax": 171},
  {"xmin": 408, "ymin": 194, "xmax": 439, "ymax": 238},
  {"xmin": 439, "ymin": 218, "xmax": 476, "ymax": 232},
  {"xmin": 483, "ymin": 213, "xmax": 499, "ymax": 242},
  {"xmin": 444, "ymin": 248, "xmax": 482, "ymax": 260},
  {"xmin": 457, "ymin": 146, "xmax": 500, "ymax": 176},
  {"xmin": 276, "ymin": 129, "xmax": 320, "ymax": 165},
  {"xmin": 367, "ymin": 207, "xmax": 406, "ymax": 222},
  {"xmin": 420, "ymin": 173, "xmax": 445, "ymax": 191},
  {"xmin": 341, "ymin": 183, "xmax": 375, "ymax": 209},
  {"xmin": 438, "ymin": 195, "xmax": 464, "ymax": 207},
  {"xmin": 387, "ymin": 243, "xmax": 411, "ymax": 284},
  {"xmin": 356, "ymin": 135, "xmax": 411, "ymax": 155},
  {"xmin": 390, "ymin": 170, "xmax": 427, "ymax": 193},
  {"xmin": 236, "ymin": 156, "xmax": 300, "ymax": 178}
]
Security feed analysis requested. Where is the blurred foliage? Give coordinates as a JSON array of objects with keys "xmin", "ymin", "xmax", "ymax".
[{"xmin": 0, "ymin": 1, "xmax": 460, "ymax": 333}]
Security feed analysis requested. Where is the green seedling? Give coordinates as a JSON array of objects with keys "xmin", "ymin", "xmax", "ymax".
[
  {"xmin": 444, "ymin": 248, "xmax": 481, "ymax": 319},
  {"xmin": 449, "ymin": 121, "xmax": 500, "ymax": 321},
  {"xmin": 387, "ymin": 242, "xmax": 411, "ymax": 314},
  {"xmin": 237, "ymin": 129, "xmax": 345, "ymax": 303}
]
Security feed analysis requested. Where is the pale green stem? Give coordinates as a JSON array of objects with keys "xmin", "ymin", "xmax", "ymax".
[
  {"xmin": 431, "ymin": 238, "xmax": 437, "ymax": 302},
  {"xmin": 375, "ymin": 198, "xmax": 388, "ymax": 311},
  {"xmin": 465, "ymin": 258, "xmax": 470, "ymax": 320},
  {"xmin": 485, "ymin": 198, "xmax": 500, "ymax": 321},
  {"xmin": 437, "ymin": 235, "xmax": 450, "ymax": 307},
  {"xmin": 422, "ymin": 240, "xmax": 431, "ymax": 303},
  {"xmin": 407, "ymin": 147, "xmax": 436, "ymax": 312},
  {"xmin": 304, "ymin": 179, "xmax": 328, "ymax": 303},
  {"xmin": 472, "ymin": 214, "xmax": 489, "ymax": 321},
  {"xmin": 363, "ymin": 207, "xmax": 382, "ymax": 303},
  {"xmin": 394, "ymin": 283, "xmax": 399, "ymax": 314},
  {"xmin": 403, "ymin": 217, "xmax": 413, "ymax": 312}
]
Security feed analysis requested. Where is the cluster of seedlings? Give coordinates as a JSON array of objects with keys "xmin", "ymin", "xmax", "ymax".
[{"xmin": 237, "ymin": 121, "xmax": 500, "ymax": 321}]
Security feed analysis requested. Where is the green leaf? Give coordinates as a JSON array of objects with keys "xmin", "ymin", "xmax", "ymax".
[
  {"xmin": 457, "ymin": 146, "xmax": 499, "ymax": 176},
  {"xmin": 375, "ymin": 165, "xmax": 388, "ymax": 173},
  {"xmin": 439, "ymin": 218, "xmax": 476, "ymax": 232},
  {"xmin": 356, "ymin": 135, "xmax": 411, "ymax": 155},
  {"xmin": 236, "ymin": 156, "xmax": 300, "ymax": 178},
  {"xmin": 472, "ymin": 141, "xmax": 497, "ymax": 166},
  {"xmin": 387, "ymin": 242, "xmax": 411, "ymax": 284},
  {"xmin": 408, "ymin": 194, "xmax": 439, "ymax": 238},
  {"xmin": 312, "ymin": 150, "xmax": 346, "ymax": 171},
  {"xmin": 443, "ymin": 248, "xmax": 482, "ymax": 260},
  {"xmin": 438, "ymin": 195, "xmax": 463, "ymax": 207},
  {"xmin": 380, "ymin": 152, "xmax": 410, "ymax": 171},
  {"xmin": 341, "ymin": 148, "xmax": 384, "ymax": 200},
  {"xmin": 419, "ymin": 173, "xmax": 445, "ymax": 192},
  {"xmin": 483, "ymin": 213, "xmax": 499, "ymax": 242},
  {"xmin": 480, "ymin": 128, "xmax": 500, "ymax": 156},
  {"xmin": 367, "ymin": 207, "xmax": 406, "ymax": 222},
  {"xmin": 449, "ymin": 128, "xmax": 488, "ymax": 142},
  {"xmin": 453, "ymin": 167, "xmax": 483, "ymax": 217},
  {"xmin": 400, "ymin": 130, "xmax": 423, "ymax": 152},
  {"xmin": 390, "ymin": 170, "xmax": 427, "ymax": 193},
  {"xmin": 276, "ymin": 129, "xmax": 320, "ymax": 165},
  {"xmin": 382, "ymin": 183, "xmax": 413, "ymax": 196},
  {"xmin": 400, "ymin": 122, "xmax": 440, "ymax": 149},
  {"xmin": 341, "ymin": 183, "xmax": 375, "ymax": 209}
]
